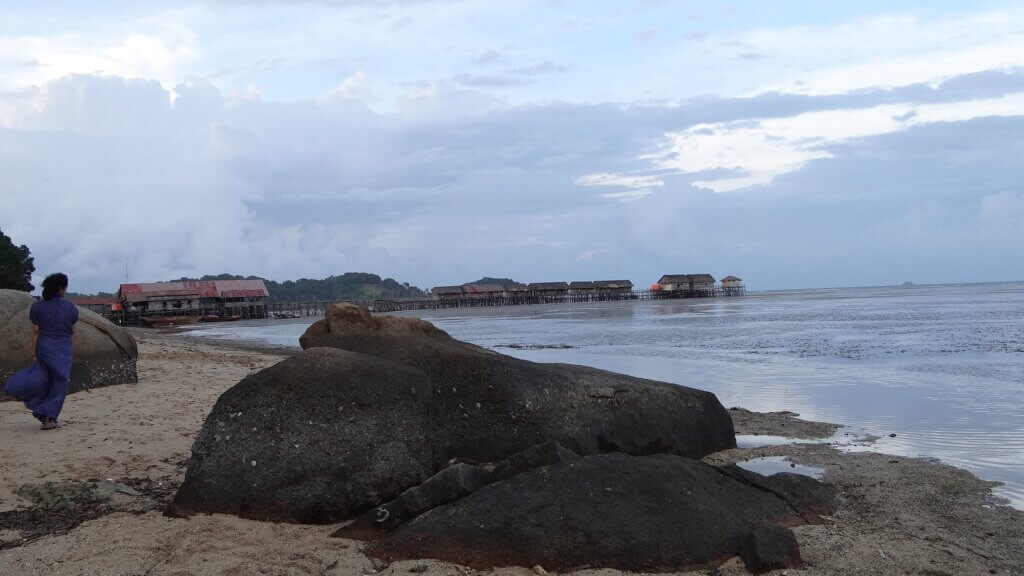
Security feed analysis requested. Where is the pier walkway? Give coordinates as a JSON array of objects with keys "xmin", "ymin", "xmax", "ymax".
[{"xmin": 268, "ymin": 287, "xmax": 746, "ymax": 317}]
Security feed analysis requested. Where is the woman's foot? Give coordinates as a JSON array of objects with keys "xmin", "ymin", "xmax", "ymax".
[{"xmin": 41, "ymin": 419, "xmax": 60, "ymax": 430}]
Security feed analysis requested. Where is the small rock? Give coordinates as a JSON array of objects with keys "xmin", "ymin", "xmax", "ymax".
[
  {"xmin": 739, "ymin": 524, "xmax": 802, "ymax": 574},
  {"xmin": 532, "ymin": 566, "xmax": 548, "ymax": 576},
  {"xmin": 251, "ymin": 460, "xmax": 257, "ymax": 467}
]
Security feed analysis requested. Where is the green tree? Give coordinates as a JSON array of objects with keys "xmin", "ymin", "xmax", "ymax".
[{"xmin": 0, "ymin": 229, "xmax": 35, "ymax": 291}]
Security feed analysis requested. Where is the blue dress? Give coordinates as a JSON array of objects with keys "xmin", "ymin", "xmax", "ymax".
[{"xmin": 24, "ymin": 297, "xmax": 79, "ymax": 422}]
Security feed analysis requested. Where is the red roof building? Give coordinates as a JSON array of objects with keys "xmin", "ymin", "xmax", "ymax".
[{"xmin": 118, "ymin": 279, "xmax": 269, "ymax": 316}]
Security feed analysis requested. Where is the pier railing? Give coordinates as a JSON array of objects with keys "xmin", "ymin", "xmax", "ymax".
[{"xmin": 266, "ymin": 286, "xmax": 746, "ymax": 316}]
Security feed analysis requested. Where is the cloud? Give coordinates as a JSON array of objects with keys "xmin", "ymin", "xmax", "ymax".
[
  {"xmin": 451, "ymin": 73, "xmax": 524, "ymax": 88},
  {"xmin": 475, "ymin": 50, "xmax": 503, "ymax": 65},
  {"xmin": 0, "ymin": 18, "xmax": 201, "ymax": 93},
  {"xmin": 633, "ymin": 28, "xmax": 660, "ymax": 43},
  {"xmin": 327, "ymin": 69, "xmax": 372, "ymax": 99},
  {"xmin": 507, "ymin": 61, "xmax": 571, "ymax": 76},
  {"xmin": 648, "ymin": 92, "xmax": 1024, "ymax": 192},
  {"xmin": 741, "ymin": 11, "xmax": 1024, "ymax": 96},
  {"xmin": 574, "ymin": 173, "xmax": 664, "ymax": 190},
  {"xmin": 452, "ymin": 60, "xmax": 572, "ymax": 88},
  {"xmin": 2, "ymin": 68, "xmax": 1024, "ymax": 293}
]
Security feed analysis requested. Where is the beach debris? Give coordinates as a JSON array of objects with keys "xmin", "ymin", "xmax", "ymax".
[{"xmin": 3, "ymin": 477, "xmax": 176, "ymax": 550}]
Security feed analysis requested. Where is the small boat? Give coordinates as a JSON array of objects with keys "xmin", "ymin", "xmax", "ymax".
[
  {"xmin": 200, "ymin": 314, "xmax": 243, "ymax": 323},
  {"xmin": 141, "ymin": 315, "xmax": 201, "ymax": 327}
]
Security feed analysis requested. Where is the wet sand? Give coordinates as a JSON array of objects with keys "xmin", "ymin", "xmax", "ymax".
[{"xmin": 1, "ymin": 330, "xmax": 1021, "ymax": 575}]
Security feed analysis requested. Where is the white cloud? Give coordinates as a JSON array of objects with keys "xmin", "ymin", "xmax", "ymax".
[
  {"xmin": 574, "ymin": 172, "xmax": 664, "ymax": 190},
  {"xmin": 0, "ymin": 18, "xmax": 201, "ymax": 93},
  {"xmin": 599, "ymin": 189, "xmax": 654, "ymax": 201},
  {"xmin": 574, "ymin": 172, "xmax": 662, "ymax": 200},
  {"xmin": 741, "ymin": 11, "xmax": 1024, "ymax": 96},
  {"xmin": 327, "ymin": 70, "xmax": 371, "ymax": 100},
  {"xmin": 652, "ymin": 93, "xmax": 1024, "ymax": 193}
]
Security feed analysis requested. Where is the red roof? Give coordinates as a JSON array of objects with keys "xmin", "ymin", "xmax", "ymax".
[
  {"xmin": 71, "ymin": 297, "xmax": 121, "ymax": 306},
  {"xmin": 119, "ymin": 279, "xmax": 269, "ymax": 302},
  {"xmin": 462, "ymin": 284, "xmax": 505, "ymax": 294}
]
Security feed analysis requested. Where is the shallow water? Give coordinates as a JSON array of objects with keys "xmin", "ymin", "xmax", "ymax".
[
  {"xmin": 736, "ymin": 456, "xmax": 825, "ymax": 480},
  {"xmin": 185, "ymin": 282, "xmax": 1024, "ymax": 507}
]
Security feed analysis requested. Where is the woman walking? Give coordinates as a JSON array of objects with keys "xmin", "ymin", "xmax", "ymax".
[{"xmin": 26, "ymin": 273, "xmax": 78, "ymax": 429}]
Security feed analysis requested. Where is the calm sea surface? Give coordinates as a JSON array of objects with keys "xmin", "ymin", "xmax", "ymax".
[{"xmin": 184, "ymin": 282, "xmax": 1024, "ymax": 507}]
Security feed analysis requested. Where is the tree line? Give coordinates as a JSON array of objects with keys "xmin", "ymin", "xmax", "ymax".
[{"xmin": 0, "ymin": 229, "xmax": 428, "ymax": 302}]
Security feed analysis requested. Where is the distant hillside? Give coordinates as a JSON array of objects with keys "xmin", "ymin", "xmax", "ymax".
[
  {"xmin": 468, "ymin": 277, "xmax": 519, "ymax": 285},
  {"xmin": 167, "ymin": 273, "xmax": 428, "ymax": 302}
]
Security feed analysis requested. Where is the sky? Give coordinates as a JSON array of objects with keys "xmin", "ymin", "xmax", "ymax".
[{"xmin": 2, "ymin": 1, "xmax": 1024, "ymax": 292}]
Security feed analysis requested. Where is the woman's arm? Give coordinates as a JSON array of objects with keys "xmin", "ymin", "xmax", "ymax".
[{"xmin": 31, "ymin": 325, "xmax": 39, "ymax": 359}]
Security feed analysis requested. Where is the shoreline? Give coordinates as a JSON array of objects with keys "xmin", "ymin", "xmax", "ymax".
[{"xmin": 1, "ymin": 330, "xmax": 1021, "ymax": 574}]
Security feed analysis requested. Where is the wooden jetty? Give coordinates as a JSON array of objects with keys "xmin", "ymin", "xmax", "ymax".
[{"xmin": 91, "ymin": 275, "xmax": 745, "ymax": 324}]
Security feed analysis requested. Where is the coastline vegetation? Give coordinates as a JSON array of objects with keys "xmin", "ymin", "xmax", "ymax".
[{"xmin": 69, "ymin": 272, "xmax": 428, "ymax": 302}]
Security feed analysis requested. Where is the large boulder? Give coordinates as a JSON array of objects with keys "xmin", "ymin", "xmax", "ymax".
[
  {"xmin": 299, "ymin": 304, "xmax": 736, "ymax": 461},
  {"xmin": 366, "ymin": 452, "xmax": 823, "ymax": 573},
  {"xmin": 168, "ymin": 347, "xmax": 442, "ymax": 523},
  {"xmin": 168, "ymin": 305, "xmax": 735, "ymax": 523},
  {"xmin": 1, "ymin": 289, "xmax": 138, "ymax": 400}
]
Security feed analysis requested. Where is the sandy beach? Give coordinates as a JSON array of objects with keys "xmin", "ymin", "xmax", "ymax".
[{"xmin": 1, "ymin": 330, "xmax": 1021, "ymax": 575}]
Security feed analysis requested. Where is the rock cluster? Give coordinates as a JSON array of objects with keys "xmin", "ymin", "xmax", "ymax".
[
  {"xmin": 365, "ymin": 452, "xmax": 828, "ymax": 573},
  {"xmin": 169, "ymin": 303, "xmax": 837, "ymax": 572}
]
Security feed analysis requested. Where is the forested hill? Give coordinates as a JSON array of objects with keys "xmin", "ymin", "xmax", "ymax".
[
  {"xmin": 169, "ymin": 273, "xmax": 428, "ymax": 302},
  {"xmin": 469, "ymin": 277, "xmax": 519, "ymax": 285}
]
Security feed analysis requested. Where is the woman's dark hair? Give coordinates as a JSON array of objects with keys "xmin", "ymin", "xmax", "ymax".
[{"xmin": 41, "ymin": 273, "xmax": 69, "ymax": 301}]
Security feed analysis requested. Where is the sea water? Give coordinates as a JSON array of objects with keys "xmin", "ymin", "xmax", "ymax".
[{"xmin": 184, "ymin": 282, "xmax": 1024, "ymax": 507}]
